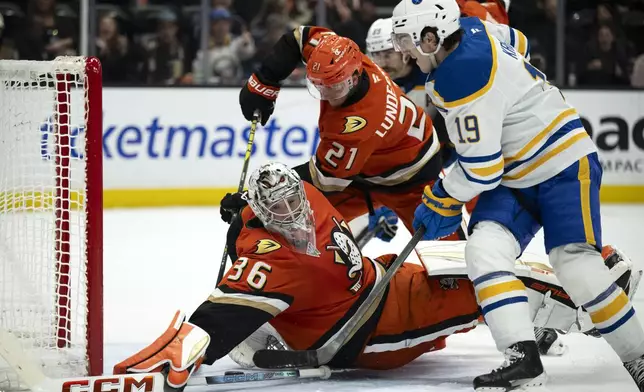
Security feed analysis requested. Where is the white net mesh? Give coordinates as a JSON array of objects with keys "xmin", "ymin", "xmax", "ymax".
[{"xmin": 0, "ymin": 57, "xmax": 97, "ymax": 390}]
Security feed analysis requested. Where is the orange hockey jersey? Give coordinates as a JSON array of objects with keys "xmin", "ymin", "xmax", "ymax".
[
  {"xmin": 295, "ymin": 27, "xmax": 442, "ymax": 193},
  {"xmin": 457, "ymin": 0, "xmax": 509, "ymax": 25},
  {"xmin": 204, "ymin": 181, "xmax": 387, "ymax": 357}
]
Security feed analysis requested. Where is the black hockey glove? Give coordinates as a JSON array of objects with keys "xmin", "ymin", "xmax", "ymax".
[
  {"xmin": 239, "ymin": 73, "xmax": 280, "ymax": 126},
  {"xmin": 220, "ymin": 192, "xmax": 248, "ymax": 224}
]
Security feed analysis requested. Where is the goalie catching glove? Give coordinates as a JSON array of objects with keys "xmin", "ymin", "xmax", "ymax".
[{"xmin": 114, "ymin": 311, "xmax": 210, "ymax": 390}]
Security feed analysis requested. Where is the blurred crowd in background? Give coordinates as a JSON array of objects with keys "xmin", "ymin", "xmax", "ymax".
[{"xmin": 1, "ymin": 0, "xmax": 643, "ymax": 87}]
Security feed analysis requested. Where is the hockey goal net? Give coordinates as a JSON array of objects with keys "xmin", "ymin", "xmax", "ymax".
[{"xmin": 0, "ymin": 57, "xmax": 103, "ymax": 390}]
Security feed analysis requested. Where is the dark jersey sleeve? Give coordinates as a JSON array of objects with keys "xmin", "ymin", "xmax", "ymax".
[
  {"xmin": 188, "ymin": 299, "xmax": 273, "ymax": 365},
  {"xmin": 257, "ymin": 26, "xmax": 335, "ymax": 84}
]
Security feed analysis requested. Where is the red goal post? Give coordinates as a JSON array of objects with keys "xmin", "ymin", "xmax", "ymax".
[{"xmin": 0, "ymin": 56, "xmax": 103, "ymax": 390}]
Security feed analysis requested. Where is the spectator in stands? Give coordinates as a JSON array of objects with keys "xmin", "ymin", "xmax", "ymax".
[
  {"xmin": 519, "ymin": 0, "xmax": 556, "ymax": 76},
  {"xmin": 289, "ymin": 0, "xmax": 314, "ymax": 27},
  {"xmin": 250, "ymin": 0, "xmax": 311, "ymax": 32},
  {"xmin": 191, "ymin": 8, "xmax": 255, "ymax": 85},
  {"xmin": 213, "ymin": 0, "xmax": 232, "ymax": 7},
  {"xmin": 141, "ymin": 10, "xmax": 186, "ymax": 85},
  {"xmin": 0, "ymin": 14, "xmax": 17, "ymax": 59},
  {"xmin": 579, "ymin": 24, "xmax": 630, "ymax": 86},
  {"xmin": 96, "ymin": 12, "xmax": 134, "ymax": 84},
  {"xmin": 596, "ymin": 4, "xmax": 620, "ymax": 30},
  {"xmin": 323, "ymin": 0, "xmax": 378, "ymax": 52},
  {"xmin": 252, "ymin": 13, "xmax": 289, "ymax": 63},
  {"xmin": 17, "ymin": 0, "xmax": 77, "ymax": 60},
  {"xmin": 213, "ymin": 0, "xmax": 247, "ymax": 36},
  {"xmin": 632, "ymin": 54, "xmax": 644, "ymax": 87},
  {"xmin": 250, "ymin": 12, "xmax": 305, "ymax": 85}
]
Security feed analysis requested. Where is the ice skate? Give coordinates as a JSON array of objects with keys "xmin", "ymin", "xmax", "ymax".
[
  {"xmin": 623, "ymin": 354, "xmax": 644, "ymax": 392},
  {"xmin": 474, "ymin": 341, "xmax": 547, "ymax": 391}
]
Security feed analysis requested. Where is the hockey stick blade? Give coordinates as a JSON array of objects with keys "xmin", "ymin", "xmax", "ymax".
[
  {"xmin": 253, "ymin": 348, "xmax": 320, "ymax": 370},
  {"xmin": 253, "ymin": 227, "xmax": 425, "ymax": 369},
  {"xmin": 189, "ymin": 366, "xmax": 332, "ymax": 386}
]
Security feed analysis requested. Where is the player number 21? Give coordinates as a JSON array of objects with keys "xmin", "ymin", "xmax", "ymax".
[
  {"xmin": 227, "ymin": 257, "xmax": 272, "ymax": 290},
  {"xmin": 325, "ymin": 142, "xmax": 358, "ymax": 170},
  {"xmin": 455, "ymin": 115, "xmax": 480, "ymax": 144}
]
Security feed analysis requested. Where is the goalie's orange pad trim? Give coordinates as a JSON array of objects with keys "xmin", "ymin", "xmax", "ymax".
[
  {"xmin": 602, "ymin": 245, "xmax": 616, "ymax": 260},
  {"xmin": 113, "ymin": 310, "xmax": 185, "ymax": 374}
]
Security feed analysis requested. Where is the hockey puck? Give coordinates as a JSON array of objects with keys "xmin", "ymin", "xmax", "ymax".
[{"xmin": 224, "ymin": 371, "xmax": 245, "ymax": 375}]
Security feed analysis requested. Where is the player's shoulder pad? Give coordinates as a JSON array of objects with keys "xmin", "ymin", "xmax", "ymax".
[
  {"xmin": 236, "ymin": 209, "xmax": 287, "ymax": 256},
  {"xmin": 237, "ymin": 231, "xmax": 290, "ymax": 262},
  {"xmin": 252, "ymin": 238, "xmax": 283, "ymax": 255},
  {"xmin": 431, "ymin": 17, "xmax": 498, "ymax": 109}
]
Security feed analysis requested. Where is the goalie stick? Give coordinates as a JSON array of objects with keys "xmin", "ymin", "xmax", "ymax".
[
  {"xmin": 192, "ymin": 367, "xmax": 333, "ymax": 386},
  {"xmin": 354, "ymin": 190, "xmax": 391, "ymax": 249},
  {"xmin": 253, "ymin": 227, "xmax": 426, "ymax": 369},
  {"xmin": 354, "ymin": 219, "xmax": 386, "ymax": 249},
  {"xmin": 0, "ymin": 326, "xmax": 332, "ymax": 391},
  {"xmin": 216, "ymin": 110, "xmax": 260, "ymax": 285}
]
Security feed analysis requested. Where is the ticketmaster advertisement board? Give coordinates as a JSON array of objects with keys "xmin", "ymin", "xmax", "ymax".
[{"xmin": 100, "ymin": 88, "xmax": 644, "ymax": 207}]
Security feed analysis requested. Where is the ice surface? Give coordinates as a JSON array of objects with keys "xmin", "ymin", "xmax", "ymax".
[{"xmin": 104, "ymin": 205, "xmax": 644, "ymax": 391}]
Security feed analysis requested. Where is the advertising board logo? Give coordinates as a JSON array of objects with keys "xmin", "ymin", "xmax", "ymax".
[
  {"xmin": 40, "ymin": 117, "xmax": 85, "ymax": 160},
  {"xmin": 60, "ymin": 375, "xmax": 156, "ymax": 392},
  {"xmin": 40, "ymin": 115, "xmax": 321, "ymax": 162},
  {"xmin": 581, "ymin": 115, "xmax": 644, "ymax": 174}
]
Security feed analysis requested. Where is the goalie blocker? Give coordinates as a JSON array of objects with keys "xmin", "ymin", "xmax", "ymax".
[{"xmin": 113, "ymin": 163, "xmax": 640, "ymax": 387}]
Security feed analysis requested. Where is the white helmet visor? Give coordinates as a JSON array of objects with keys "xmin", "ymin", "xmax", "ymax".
[
  {"xmin": 391, "ymin": 32, "xmax": 418, "ymax": 53},
  {"xmin": 306, "ymin": 75, "xmax": 355, "ymax": 101}
]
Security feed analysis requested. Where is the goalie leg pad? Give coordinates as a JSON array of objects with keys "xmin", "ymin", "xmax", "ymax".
[
  {"xmin": 550, "ymin": 243, "xmax": 644, "ymax": 362},
  {"xmin": 603, "ymin": 245, "xmax": 642, "ymax": 300},
  {"xmin": 114, "ymin": 310, "xmax": 211, "ymax": 389},
  {"xmin": 229, "ymin": 323, "xmax": 287, "ymax": 369}
]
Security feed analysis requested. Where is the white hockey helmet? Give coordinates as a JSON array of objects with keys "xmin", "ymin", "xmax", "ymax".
[
  {"xmin": 391, "ymin": 0, "xmax": 461, "ymax": 55},
  {"xmin": 245, "ymin": 162, "xmax": 317, "ymax": 255},
  {"xmin": 366, "ymin": 18, "xmax": 394, "ymax": 54}
]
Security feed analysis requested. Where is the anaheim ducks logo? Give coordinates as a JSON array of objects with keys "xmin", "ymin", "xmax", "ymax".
[
  {"xmin": 254, "ymin": 239, "xmax": 282, "ymax": 255},
  {"xmin": 326, "ymin": 217, "xmax": 364, "ymax": 293},
  {"xmin": 341, "ymin": 116, "xmax": 367, "ymax": 134}
]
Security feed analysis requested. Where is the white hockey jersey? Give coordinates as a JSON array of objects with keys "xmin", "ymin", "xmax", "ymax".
[{"xmin": 426, "ymin": 17, "xmax": 596, "ymax": 202}]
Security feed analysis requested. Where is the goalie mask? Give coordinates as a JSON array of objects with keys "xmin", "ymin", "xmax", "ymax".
[{"xmin": 245, "ymin": 163, "xmax": 318, "ymax": 256}]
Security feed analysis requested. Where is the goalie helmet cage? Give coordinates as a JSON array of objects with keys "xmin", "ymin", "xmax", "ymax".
[{"xmin": 0, "ymin": 57, "xmax": 103, "ymax": 390}]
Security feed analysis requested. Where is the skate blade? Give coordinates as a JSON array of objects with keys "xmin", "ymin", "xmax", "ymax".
[{"xmin": 474, "ymin": 373, "xmax": 549, "ymax": 392}]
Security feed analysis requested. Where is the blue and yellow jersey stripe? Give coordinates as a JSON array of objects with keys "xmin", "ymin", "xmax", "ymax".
[
  {"xmin": 509, "ymin": 27, "xmax": 530, "ymax": 58},
  {"xmin": 502, "ymin": 109, "xmax": 591, "ymax": 182},
  {"xmin": 473, "ymin": 271, "xmax": 528, "ymax": 316},
  {"xmin": 584, "ymin": 284, "xmax": 636, "ymax": 335},
  {"xmin": 457, "ymin": 150, "xmax": 504, "ymax": 186}
]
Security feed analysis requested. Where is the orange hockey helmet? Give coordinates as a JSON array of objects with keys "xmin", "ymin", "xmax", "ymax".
[{"xmin": 306, "ymin": 35, "xmax": 364, "ymax": 101}]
